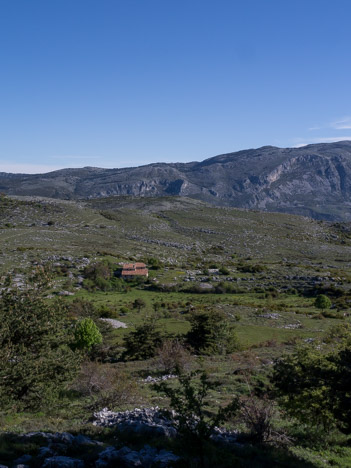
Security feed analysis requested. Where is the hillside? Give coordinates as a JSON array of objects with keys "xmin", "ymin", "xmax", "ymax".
[
  {"xmin": 1, "ymin": 194, "xmax": 351, "ymax": 467},
  {"xmin": 1, "ymin": 141, "xmax": 351, "ymax": 221},
  {"xmin": 1, "ymin": 194, "xmax": 350, "ymax": 281}
]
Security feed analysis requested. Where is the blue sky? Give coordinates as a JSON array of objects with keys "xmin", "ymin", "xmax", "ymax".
[{"xmin": 1, "ymin": 0, "xmax": 351, "ymax": 173}]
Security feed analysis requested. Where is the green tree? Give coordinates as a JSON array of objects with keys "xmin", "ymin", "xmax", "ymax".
[
  {"xmin": 84, "ymin": 262, "xmax": 111, "ymax": 281},
  {"xmin": 124, "ymin": 320, "xmax": 163, "ymax": 360},
  {"xmin": 83, "ymin": 262, "xmax": 112, "ymax": 291},
  {"xmin": 74, "ymin": 318, "xmax": 103, "ymax": 350},
  {"xmin": 273, "ymin": 347, "xmax": 335, "ymax": 429},
  {"xmin": 314, "ymin": 294, "xmax": 332, "ymax": 310},
  {"xmin": 272, "ymin": 342, "xmax": 351, "ymax": 433},
  {"xmin": 332, "ymin": 346, "xmax": 351, "ymax": 432},
  {"xmin": 186, "ymin": 310, "xmax": 240, "ymax": 355},
  {"xmin": 66, "ymin": 298, "xmax": 97, "ymax": 319},
  {"xmin": 0, "ymin": 287, "xmax": 80, "ymax": 411}
]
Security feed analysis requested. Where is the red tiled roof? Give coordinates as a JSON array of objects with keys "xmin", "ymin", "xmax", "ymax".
[
  {"xmin": 122, "ymin": 262, "xmax": 146, "ymax": 269},
  {"xmin": 121, "ymin": 268, "xmax": 148, "ymax": 276}
]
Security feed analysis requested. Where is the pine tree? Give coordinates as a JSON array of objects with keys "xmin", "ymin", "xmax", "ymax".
[{"xmin": 0, "ymin": 287, "xmax": 80, "ymax": 411}]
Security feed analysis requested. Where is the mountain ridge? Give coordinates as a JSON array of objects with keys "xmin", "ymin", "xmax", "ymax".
[{"xmin": 2, "ymin": 141, "xmax": 351, "ymax": 221}]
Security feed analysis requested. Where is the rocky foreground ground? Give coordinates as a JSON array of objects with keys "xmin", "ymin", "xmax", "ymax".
[{"xmin": 1, "ymin": 407, "xmax": 239, "ymax": 467}]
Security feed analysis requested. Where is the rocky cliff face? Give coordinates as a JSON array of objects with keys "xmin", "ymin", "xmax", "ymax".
[{"xmin": 1, "ymin": 141, "xmax": 351, "ymax": 220}]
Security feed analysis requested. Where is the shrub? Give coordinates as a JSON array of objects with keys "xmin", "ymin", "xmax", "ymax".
[
  {"xmin": 324, "ymin": 323, "xmax": 351, "ymax": 344},
  {"xmin": 314, "ymin": 294, "xmax": 332, "ymax": 310},
  {"xmin": 66, "ymin": 298, "xmax": 98, "ymax": 318},
  {"xmin": 82, "ymin": 278, "xmax": 96, "ymax": 291},
  {"xmin": 123, "ymin": 320, "xmax": 164, "ymax": 360},
  {"xmin": 214, "ymin": 281, "xmax": 238, "ymax": 294},
  {"xmin": 132, "ymin": 298, "xmax": 146, "ymax": 313},
  {"xmin": 334, "ymin": 295, "xmax": 351, "ymax": 310},
  {"xmin": 71, "ymin": 361, "xmax": 139, "ymax": 410},
  {"xmin": 238, "ymin": 395, "xmax": 277, "ymax": 444},
  {"xmin": 156, "ymin": 339, "xmax": 192, "ymax": 373},
  {"xmin": 147, "ymin": 257, "xmax": 161, "ymax": 270},
  {"xmin": 237, "ymin": 263, "xmax": 266, "ymax": 273},
  {"xmin": 84, "ymin": 261, "xmax": 111, "ymax": 281},
  {"xmin": 74, "ymin": 318, "xmax": 103, "ymax": 350},
  {"xmin": 83, "ymin": 262, "xmax": 113, "ymax": 290},
  {"xmin": 186, "ymin": 310, "xmax": 240, "ymax": 355},
  {"xmin": 219, "ymin": 266, "xmax": 230, "ymax": 275},
  {"xmin": 94, "ymin": 276, "xmax": 111, "ymax": 291},
  {"xmin": 98, "ymin": 304, "xmax": 119, "ymax": 319},
  {"xmin": 154, "ymin": 370, "xmax": 239, "ymax": 462}
]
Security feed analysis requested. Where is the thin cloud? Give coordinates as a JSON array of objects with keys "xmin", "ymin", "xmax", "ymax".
[
  {"xmin": 0, "ymin": 162, "xmax": 69, "ymax": 174},
  {"xmin": 308, "ymin": 117, "xmax": 351, "ymax": 131},
  {"xmin": 0, "ymin": 161, "xmax": 138, "ymax": 173},
  {"xmin": 308, "ymin": 125, "xmax": 322, "ymax": 131},
  {"xmin": 330, "ymin": 117, "xmax": 351, "ymax": 130},
  {"xmin": 293, "ymin": 136, "xmax": 351, "ymax": 147},
  {"xmin": 51, "ymin": 155, "xmax": 98, "ymax": 161}
]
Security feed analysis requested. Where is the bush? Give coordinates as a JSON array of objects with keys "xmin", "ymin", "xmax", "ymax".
[
  {"xmin": 84, "ymin": 261, "xmax": 111, "ymax": 281},
  {"xmin": 98, "ymin": 304, "xmax": 119, "ymax": 318},
  {"xmin": 324, "ymin": 323, "xmax": 351, "ymax": 344},
  {"xmin": 238, "ymin": 395, "xmax": 277, "ymax": 444},
  {"xmin": 83, "ymin": 262, "xmax": 113, "ymax": 291},
  {"xmin": 214, "ymin": 281, "xmax": 238, "ymax": 294},
  {"xmin": 334, "ymin": 295, "xmax": 351, "ymax": 310},
  {"xmin": 314, "ymin": 294, "xmax": 332, "ymax": 310},
  {"xmin": 237, "ymin": 263, "xmax": 266, "ymax": 273},
  {"xmin": 123, "ymin": 320, "xmax": 164, "ymax": 360},
  {"xmin": 66, "ymin": 298, "xmax": 97, "ymax": 318},
  {"xmin": 71, "ymin": 361, "xmax": 139, "ymax": 410},
  {"xmin": 132, "ymin": 298, "xmax": 146, "ymax": 313},
  {"xmin": 154, "ymin": 370, "xmax": 239, "ymax": 461},
  {"xmin": 147, "ymin": 257, "xmax": 162, "ymax": 270},
  {"xmin": 74, "ymin": 318, "xmax": 103, "ymax": 350},
  {"xmin": 186, "ymin": 310, "xmax": 240, "ymax": 355},
  {"xmin": 219, "ymin": 266, "xmax": 230, "ymax": 275},
  {"xmin": 94, "ymin": 276, "xmax": 111, "ymax": 291},
  {"xmin": 156, "ymin": 339, "xmax": 192, "ymax": 373}
]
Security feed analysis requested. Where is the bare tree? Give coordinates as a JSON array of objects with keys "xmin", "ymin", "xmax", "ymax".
[
  {"xmin": 156, "ymin": 339, "xmax": 192, "ymax": 374},
  {"xmin": 71, "ymin": 361, "xmax": 139, "ymax": 410}
]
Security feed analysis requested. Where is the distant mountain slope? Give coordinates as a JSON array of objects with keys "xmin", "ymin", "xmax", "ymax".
[{"xmin": 1, "ymin": 141, "xmax": 351, "ymax": 220}]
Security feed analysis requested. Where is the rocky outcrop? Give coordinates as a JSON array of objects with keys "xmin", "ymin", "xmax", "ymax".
[
  {"xmin": 93, "ymin": 407, "xmax": 178, "ymax": 438},
  {"xmin": 2, "ymin": 141, "xmax": 351, "ymax": 220},
  {"xmin": 93, "ymin": 407, "xmax": 238, "ymax": 444}
]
